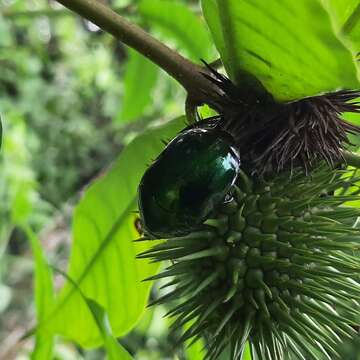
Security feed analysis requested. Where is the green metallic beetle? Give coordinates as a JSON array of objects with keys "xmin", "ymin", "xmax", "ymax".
[{"xmin": 138, "ymin": 120, "xmax": 241, "ymax": 238}]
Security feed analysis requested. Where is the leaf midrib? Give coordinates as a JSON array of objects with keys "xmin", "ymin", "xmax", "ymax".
[{"xmin": 41, "ymin": 197, "xmax": 138, "ymax": 333}]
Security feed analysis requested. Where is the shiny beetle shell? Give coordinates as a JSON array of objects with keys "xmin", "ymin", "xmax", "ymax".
[{"xmin": 138, "ymin": 124, "xmax": 241, "ymax": 238}]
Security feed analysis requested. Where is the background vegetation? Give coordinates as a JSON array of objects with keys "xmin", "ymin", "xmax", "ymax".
[
  {"xmin": 0, "ymin": 0, "xmax": 212, "ymax": 358},
  {"xmin": 1, "ymin": 0, "xmax": 360, "ymax": 359}
]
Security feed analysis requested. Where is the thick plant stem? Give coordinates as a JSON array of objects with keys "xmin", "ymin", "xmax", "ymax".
[{"xmin": 55, "ymin": 0, "xmax": 219, "ymax": 104}]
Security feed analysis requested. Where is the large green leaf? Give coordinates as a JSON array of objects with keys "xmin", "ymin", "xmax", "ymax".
[
  {"xmin": 54, "ymin": 267, "xmax": 133, "ymax": 360},
  {"xmin": 323, "ymin": 0, "xmax": 360, "ymax": 30},
  {"xmin": 185, "ymin": 339, "xmax": 206, "ymax": 360},
  {"xmin": 138, "ymin": 0, "xmax": 216, "ymax": 62},
  {"xmin": 46, "ymin": 117, "xmax": 185, "ymax": 347},
  {"xmin": 323, "ymin": 1, "xmax": 360, "ymax": 57},
  {"xmin": 201, "ymin": 0, "xmax": 358, "ymax": 101},
  {"xmin": 88, "ymin": 299, "xmax": 134, "ymax": 360},
  {"xmin": 23, "ymin": 225, "xmax": 54, "ymax": 360},
  {"xmin": 117, "ymin": 49, "xmax": 159, "ymax": 123}
]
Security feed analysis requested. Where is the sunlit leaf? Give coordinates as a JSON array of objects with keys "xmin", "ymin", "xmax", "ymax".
[
  {"xmin": 322, "ymin": 1, "xmax": 360, "ymax": 60},
  {"xmin": 23, "ymin": 225, "xmax": 54, "ymax": 360},
  {"xmin": 322, "ymin": 0, "xmax": 360, "ymax": 31},
  {"xmin": 138, "ymin": 0, "xmax": 216, "ymax": 61},
  {"xmin": 53, "ymin": 267, "xmax": 133, "ymax": 360},
  {"xmin": 201, "ymin": 0, "xmax": 358, "ymax": 101},
  {"xmin": 117, "ymin": 49, "xmax": 159, "ymax": 123},
  {"xmin": 46, "ymin": 117, "xmax": 185, "ymax": 347},
  {"xmin": 185, "ymin": 336, "xmax": 206, "ymax": 360},
  {"xmin": 201, "ymin": 1, "xmax": 229, "ymax": 69},
  {"xmin": 183, "ymin": 319, "xmax": 206, "ymax": 360},
  {"xmin": 87, "ymin": 299, "xmax": 134, "ymax": 360},
  {"xmin": 243, "ymin": 343, "xmax": 252, "ymax": 360}
]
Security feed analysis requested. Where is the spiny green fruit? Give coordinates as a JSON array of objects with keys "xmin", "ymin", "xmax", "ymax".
[{"xmin": 138, "ymin": 165, "xmax": 360, "ymax": 360}]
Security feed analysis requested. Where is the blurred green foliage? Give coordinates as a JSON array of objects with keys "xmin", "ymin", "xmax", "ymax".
[
  {"xmin": 2, "ymin": 0, "xmax": 360, "ymax": 359},
  {"xmin": 0, "ymin": 0, "xmax": 211, "ymax": 358}
]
